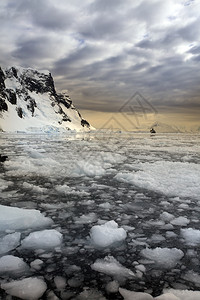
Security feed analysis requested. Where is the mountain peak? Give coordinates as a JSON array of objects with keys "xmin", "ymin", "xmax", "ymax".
[{"xmin": 0, "ymin": 66, "xmax": 92, "ymax": 132}]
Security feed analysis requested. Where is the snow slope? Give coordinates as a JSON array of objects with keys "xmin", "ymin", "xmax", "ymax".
[{"xmin": 0, "ymin": 66, "xmax": 92, "ymax": 132}]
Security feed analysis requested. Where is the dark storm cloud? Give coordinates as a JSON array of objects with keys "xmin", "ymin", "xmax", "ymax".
[{"xmin": 0, "ymin": 0, "xmax": 200, "ymax": 115}]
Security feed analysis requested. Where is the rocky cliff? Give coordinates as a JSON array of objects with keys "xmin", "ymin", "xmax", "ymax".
[{"xmin": 0, "ymin": 66, "xmax": 91, "ymax": 132}]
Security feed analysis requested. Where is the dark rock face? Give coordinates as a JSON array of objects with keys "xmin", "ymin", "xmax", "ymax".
[
  {"xmin": 0, "ymin": 67, "xmax": 5, "ymax": 92},
  {"xmin": 0, "ymin": 97, "xmax": 8, "ymax": 112},
  {"xmin": 4, "ymin": 89, "xmax": 17, "ymax": 105},
  {"xmin": 81, "ymin": 119, "xmax": 90, "ymax": 128},
  {"xmin": 56, "ymin": 93, "xmax": 72, "ymax": 109}
]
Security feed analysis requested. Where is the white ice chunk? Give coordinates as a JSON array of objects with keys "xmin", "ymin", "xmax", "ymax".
[
  {"xmin": 105, "ymin": 280, "xmax": 119, "ymax": 293},
  {"xmin": 155, "ymin": 293, "xmax": 179, "ymax": 299},
  {"xmin": 170, "ymin": 216, "xmax": 190, "ymax": 226},
  {"xmin": 181, "ymin": 228, "xmax": 200, "ymax": 245},
  {"xmin": 161, "ymin": 289, "xmax": 200, "ymax": 300},
  {"xmin": 91, "ymin": 256, "xmax": 135, "ymax": 279},
  {"xmin": 99, "ymin": 202, "xmax": 112, "ymax": 209},
  {"xmin": 160, "ymin": 212, "xmax": 175, "ymax": 222},
  {"xmin": 0, "ymin": 204, "xmax": 53, "ymax": 231},
  {"xmin": 181, "ymin": 270, "xmax": 200, "ymax": 286},
  {"xmin": 0, "ymin": 232, "xmax": 21, "ymax": 255},
  {"xmin": 141, "ymin": 247, "xmax": 184, "ymax": 268},
  {"xmin": 21, "ymin": 229, "xmax": 62, "ymax": 250},
  {"xmin": 54, "ymin": 276, "xmax": 66, "ymax": 290},
  {"xmin": 1, "ymin": 277, "xmax": 47, "ymax": 300},
  {"xmin": 0, "ymin": 255, "xmax": 30, "ymax": 277},
  {"xmin": 30, "ymin": 259, "xmax": 44, "ymax": 270},
  {"xmin": 90, "ymin": 220, "xmax": 127, "ymax": 247},
  {"xmin": 74, "ymin": 212, "xmax": 97, "ymax": 224},
  {"xmin": 73, "ymin": 161, "xmax": 106, "ymax": 177},
  {"xmin": 75, "ymin": 288, "xmax": 107, "ymax": 300},
  {"xmin": 119, "ymin": 287, "xmax": 153, "ymax": 300}
]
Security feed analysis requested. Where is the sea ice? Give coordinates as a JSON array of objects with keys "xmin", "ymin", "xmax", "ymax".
[
  {"xmin": 91, "ymin": 256, "xmax": 135, "ymax": 279},
  {"xmin": 0, "ymin": 255, "xmax": 30, "ymax": 278},
  {"xmin": 160, "ymin": 212, "xmax": 175, "ymax": 222},
  {"xmin": 1, "ymin": 277, "xmax": 47, "ymax": 300},
  {"xmin": 21, "ymin": 229, "xmax": 62, "ymax": 250},
  {"xmin": 90, "ymin": 220, "xmax": 127, "ymax": 247},
  {"xmin": 0, "ymin": 232, "xmax": 21, "ymax": 255},
  {"xmin": 0, "ymin": 204, "xmax": 53, "ymax": 231},
  {"xmin": 115, "ymin": 161, "xmax": 200, "ymax": 199},
  {"xmin": 73, "ymin": 160, "xmax": 106, "ymax": 177},
  {"xmin": 74, "ymin": 212, "xmax": 97, "ymax": 224},
  {"xmin": 141, "ymin": 247, "xmax": 184, "ymax": 268},
  {"xmin": 105, "ymin": 280, "xmax": 119, "ymax": 293},
  {"xmin": 119, "ymin": 287, "xmax": 153, "ymax": 300},
  {"xmin": 181, "ymin": 228, "xmax": 200, "ymax": 245},
  {"xmin": 170, "ymin": 216, "xmax": 190, "ymax": 226},
  {"xmin": 161, "ymin": 289, "xmax": 200, "ymax": 300},
  {"xmin": 54, "ymin": 276, "xmax": 66, "ymax": 290},
  {"xmin": 74, "ymin": 288, "xmax": 107, "ymax": 300},
  {"xmin": 30, "ymin": 259, "xmax": 44, "ymax": 270}
]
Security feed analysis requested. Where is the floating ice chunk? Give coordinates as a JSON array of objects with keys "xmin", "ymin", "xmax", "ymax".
[
  {"xmin": 1, "ymin": 277, "xmax": 47, "ymax": 300},
  {"xmin": 21, "ymin": 229, "xmax": 62, "ymax": 250},
  {"xmin": 119, "ymin": 287, "xmax": 153, "ymax": 300},
  {"xmin": 181, "ymin": 270, "xmax": 200, "ymax": 286},
  {"xmin": 23, "ymin": 182, "xmax": 48, "ymax": 193},
  {"xmin": 0, "ymin": 205, "xmax": 53, "ymax": 231},
  {"xmin": 30, "ymin": 259, "xmax": 44, "ymax": 270},
  {"xmin": 0, "ymin": 255, "xmax": 30, "ymax": 278},
  {"xmin": 75, "ymin": 288, "xmax": 107, "ymax": 300},
  {"xmin": 0, "ymin": 232, "xmax": 21, "ymax": 255},
  {"xmin": 105, "ymin": 280, "xmax": 119, "ymax": 293},
  {"xmin": 55, "ymin": 184, "xmax": 89, "ymax": 196},
  {"xmin": 99, "ymin": 202, "xmax": 112, "ymax": 209},
  {"xmin": 0, "ymin": 177, "xmax": 13, "ymax": 191},
  {"xmin": 170, "ymin": 216, "xmax": 190, "ymax": 226},
  {"xmin": 155, "ymin": 293, "xmax": 179, "ymax": 299},
  {"xmin": 160, "ymin": 212, "xmax": 175, "ymax": 222},
  {"xmin": 181, "ymin": 228, "xmax": 200, "ymax": 245},
  {"xmin": 90, "ymin": 220, "xmax": 127, "ymax": 247},
  {"xmin": 166, "ymin": 231, "xmax": 177, "ymax": 238},
  {"xmin": 161, "ymin": 289, "xmax": 200, "ymax": 300},
  {"xmin": 141, "ymin": 247, "xmax": 184, "ymax": 268},
  {"xmin": 74, "ymin": 212, "xmax": 97, "ymax": 224},
  {"xmin": 73, "ymin": 161, "xmax": 106, "ymax": 177},
  {"xmin": 54, "ymin": 276, "xmax": 66, "ymax": 290},
  {"xmin": 91, "ymin": 256, "xmax": 135, "ymax": 279}
]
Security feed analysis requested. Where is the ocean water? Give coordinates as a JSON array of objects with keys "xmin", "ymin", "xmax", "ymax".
[{"xmin": 0, "ymin": 131, "xmax": 200, "ymax": 299}]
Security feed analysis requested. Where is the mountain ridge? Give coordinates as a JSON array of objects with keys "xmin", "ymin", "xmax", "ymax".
[{"xmin": 0, "ymin": 66, "xmax": 92, "ymax": 132}]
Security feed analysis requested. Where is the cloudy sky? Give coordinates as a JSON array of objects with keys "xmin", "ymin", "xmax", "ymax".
[{"xmin": 0, "ymin": 0, "xmax": 200, "ymax": 130}]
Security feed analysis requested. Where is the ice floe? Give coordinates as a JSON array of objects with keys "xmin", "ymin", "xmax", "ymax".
[
  {"xmin": 0, "ymin": 205, "xmax": 52, "ymax": 231},
  {"xmin": 140, "ymin": 247, "xmax": 184, "ymax": 268},
  {"xmin": 90, "ymin": 220, "xmax": 127, "ymax": 247},
  {"xmin": 91, "ymin": 256, "xmax": 135, "ymax": 279},
  {"xmin": 21, "ymin": 229, "xmax": 62, "ymax": 250},
  {"xmin": 1, "ymin": 277, "xmax": 47, "ymax": 300}
]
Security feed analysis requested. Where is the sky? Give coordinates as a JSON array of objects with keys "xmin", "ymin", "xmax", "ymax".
[{"xmin": 0, "ymin": 0, "xmax": 200, "ymax": 131}]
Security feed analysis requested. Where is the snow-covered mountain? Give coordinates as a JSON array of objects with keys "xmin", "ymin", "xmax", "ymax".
[{"xmin": 0, "ymin": 66, "xmax": 92, "ymax": 132}]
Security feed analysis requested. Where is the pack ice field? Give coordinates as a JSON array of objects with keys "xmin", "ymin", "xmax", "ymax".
[{"xmin": 0, "ymin": 132, "xmax": 200, "ymax": 300}]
